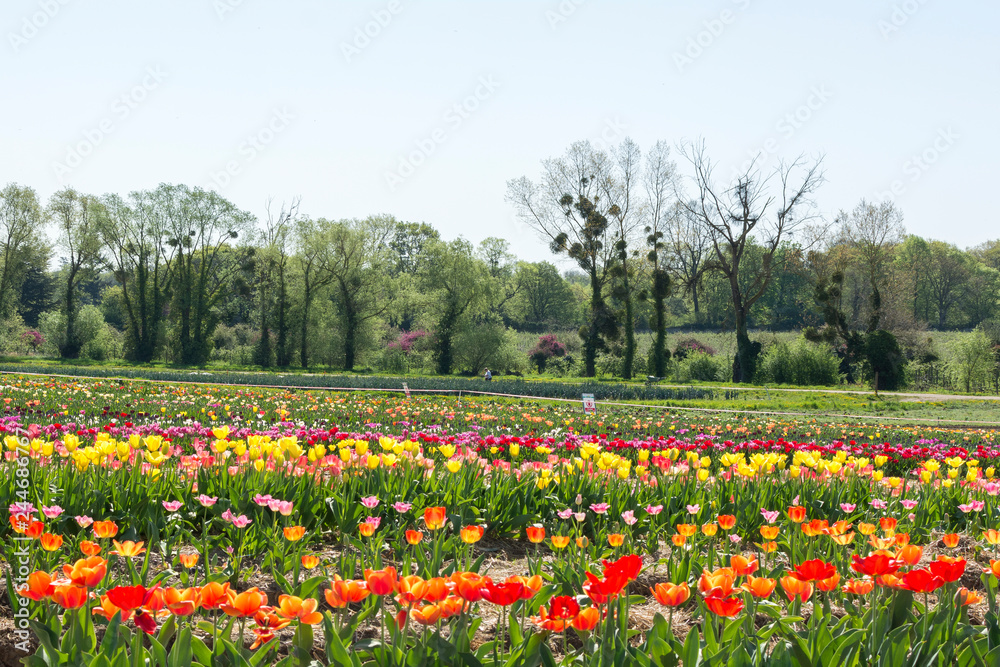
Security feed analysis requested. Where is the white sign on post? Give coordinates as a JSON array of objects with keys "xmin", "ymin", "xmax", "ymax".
[
  {"xmin": 402, "ymin": 383, "xmax": 411, "ymax": 399},
  {"xmin": 582, "ymin": 393, "xmax": 596, "ymax": 414}
]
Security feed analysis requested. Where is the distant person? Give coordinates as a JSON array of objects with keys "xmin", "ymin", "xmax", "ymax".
[{"xmin": 484, "ymin": 368, "xmax": 492, "ymax": 381}]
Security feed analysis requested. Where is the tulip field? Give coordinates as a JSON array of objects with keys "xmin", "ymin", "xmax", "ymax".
[{"xmin": 5, "ymin": 375, "xmax": 1000, "ymax": 666}]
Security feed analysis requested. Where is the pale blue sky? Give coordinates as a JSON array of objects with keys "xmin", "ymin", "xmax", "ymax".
[{"xmin": 2, "ymin": 0, "xmax": 997, "ymax": 263}]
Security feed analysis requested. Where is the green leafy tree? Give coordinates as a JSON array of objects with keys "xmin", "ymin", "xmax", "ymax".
[{"xmin": 0, "ymin": 183, "xmax": 46, "ymax": 319}]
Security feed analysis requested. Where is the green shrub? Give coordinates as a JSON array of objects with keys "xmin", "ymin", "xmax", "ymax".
[
  {"xmin": 757, "ymin": 338, "xmax": 841, "ymax": 386},
  {"xmin": 677, "ymin": 351, "xmax": 723, "ymax": 382}
]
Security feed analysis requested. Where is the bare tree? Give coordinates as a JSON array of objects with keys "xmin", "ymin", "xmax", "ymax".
[
  {"xmin": 841, "ymin": 199, "xmax": 905, "ymax": 331},
  {"xmin": 506, "ymin": 141, "xmax": 621, "ymax": 377},
  {"xmin": 641, "ymin": 141, "xmax": 678, "ymax": 376},
  {"xmin": 679, "ymin": 140, "xmax": 824, "ymax": 382},
  {"xmin": 663, "ymin": 202, "xmax": 710, "ymax": 319},
  {"xmin": 254, "ymin": 197, "xmax": 299, "ymax": 367}
]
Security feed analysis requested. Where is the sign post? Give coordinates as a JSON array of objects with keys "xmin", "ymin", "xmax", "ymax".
[
  {"xmin": 582, "ymin": 393, "xmax": 596, "ymax": 415},
  {"xmin": 402, "ymin": 383, "xmax": 411, "ymax": 399}
]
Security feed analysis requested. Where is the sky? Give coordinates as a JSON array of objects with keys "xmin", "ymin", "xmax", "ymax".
[{"xmin": 2, "ymin": 0, "xmax": 997, "ymax": 265}]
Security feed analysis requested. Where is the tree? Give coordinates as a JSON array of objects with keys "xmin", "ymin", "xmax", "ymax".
[
  {"xmin": 478, "ymin": 237, "xmax": 524, "ymax": 324},
  {"xmin": 253, "ymin": 198, "xmax": 299, "ymax": 367},
  {"xmin": 0, "ymin": 184, "xmax": 45, "ymax": 319},
  {"xmin": 663, "ymin": 202, "xmax": 710, "ymax": 321},
  {"xmin": 388, "ymin": 221, "xmax": 440, "ymax": 331},
  {"xmin": 925, "ymin": 240, "xmax": 973, "ymax": 329},
  {"xmin": 162, "ymin": 185, "xmax": 255, "ymax": 365},
  {"xmin": 320, "ymin": 216, "xmax": 396, "ymax": 371},
  {"xmin": 47, "ymin": 188, "xmax": 103, "ymax": 358},
  {"xmin": 507, "ymin": 141, "xmax": 621, "ymax": 376},
  {"xmin": 511, "ymin": 262, "xmax": 577, "ymax": 332},
  {"xmin": 419, "ymin": 238, "xmax": 489, "ymax": 375},
  {"xmin": 841, "ymin": 199, "xmax": 905, "ymax": 331},
  {"xmin": 948, "ymin": 328, "xmax": 993, "ymax": 393},
  {"xmin": 600, "ymin": 138, "xmax": 645, "ymax": 379},
  {"xmin": 642, "ymin": 141, "xmax": 678, "ymax": 376},
  {"xmin": 293, "ymin": 216, "xmax": 335, "ymax": 368},
  {"xmin": 679, "ymin": 141, "xmax": 824, "ymax": 382}
]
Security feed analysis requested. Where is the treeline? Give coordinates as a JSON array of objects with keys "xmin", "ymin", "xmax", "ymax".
[{"xmin": 0, "ymin": 138, "xmax": 998, "ymax": 386}]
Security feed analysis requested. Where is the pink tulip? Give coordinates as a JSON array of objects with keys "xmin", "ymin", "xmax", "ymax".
[
  {"xmin": 75, "ymin": 515, "xmax": 93, "ymax": 527},
  {"xmin": 590, "ymin": 503, "xmax": 609, "ymax": 515},
  {"xmin": 361, "ymin": 496, "xmax": 380, "ymax": 509},
  {"xmin": 840, "ymin": 503, "xmax": 856, "ymax": 512},
  {"xmin": 761, "ymin": 509, "xmax": 779, "ymax": 523},
  {"xmin": 622, "ymin": 510, "xmax": 637, "ymax": 525},
  {"xmin": 557, "ymin": 509, "xmax": 573, "ymax": 520},
  {"xmin": 645, "ymin": 504, "xmax": 664, "ymax": 515},
  {"xmin": 393, "ymin": 502, "xmax": 412, "ymax": 512},
  {"xmin": 196, "ymin": 494, "xmax": 218, "ymax": 507},
  {"xmin": 162, "ymin": 501, "xmax": 183, "ymax": 512},
  {"xmin": 41, "ymin": 505, "xmax": 64, "ymax": 519}
]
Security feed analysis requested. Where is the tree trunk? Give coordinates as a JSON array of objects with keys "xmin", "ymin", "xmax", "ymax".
[
  {"xmin": 343, "ymin": 299, "xmax": 357, "ymax": 372},
  {"xmin": 583, "ymin": 269, "xmax": 602, "ymax": 377},
  {"xmin": 300, "ymin": 288, "xmax": 312, "ymax": 369},
  {"xmin": 62, "ymin": 271, "xmax": 80, "ymax": 359}
]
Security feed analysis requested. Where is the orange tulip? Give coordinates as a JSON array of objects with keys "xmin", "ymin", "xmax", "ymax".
[
  {"xmin": 423, "ymin": 577, "xmax": 450, "ymax": 603},
  {"xmin": 283, "ymin": 526, "xmax": 306, "ymax": 542},
  {"xmin": 396, "ymin": 575, "xmax": 429, "ymax": 605},
  {"xmin": 801, "ymin": 519, "xmax": 829, "ymax": 537},
  {"xmin": 93, "ymin": 594, "xmax": 129, "ymax": 621},
  {"xmin": 894, "ymin": 532, "xmax": 910, "ymax": 547},
  {"xmin": 780, "ymin": 575, "xmax": 813, "ymax": 602},
  {"xmin": 651, "ymin": 582, "xmax": 691, "ymax": 607},
  {"xmin": 223, "ymin": 587, "xmax": 267, "ymax": 617},
  {"xmin": 276, "ymin": 595, "xmax": 323, "ymax": 624},
  {"xmin": 525, "ymin": 525, "xmax": 546, "ymax": 543},
  {"xmin": 789, "ymin": 559, "xmax": 836, "ymax": 582},
  {"xmin": 857, "ymin": 522, "xmax": 877, "ymax": 536},
  {"xmin": 575, "ymin": 536, "xmax": 589, "ymax": 549},
  {"xmin": 572, "ymin": 606, "xmax": 601, "ymax": 631},
  {"xmin": 18, "ymin": 571, "xmax": 53, "ymax": 602},
  {"xmin": 759, "ymin": 525, "xmax": 780, "ymax": 540},
  {"xmin": 25, "ymin": 520, "xmax": 45, "ymax": 539},
  {"xmin": 716, "ymin": 515, "xmax": 736, "ymax": 530},
  {"xmin": 178, "ymin": 553, "xmax": 200, "ymax": 569},
  {"xmin": 671, "ymin": 534, "xmax": 686, "ymax": 547},
  {"xmin": 705, "ymin": 595, "xmax": 743, "ymax": 617},
  {"xmin": 79, "ymin": 541, "xmax": 102, "ymax": 556},
  {"xmin": 410, "ymin": 603, "xmax": 442, "ymax": 626},
  {"xmin": 942, "ymin": 533, "xmax": 960, "ymax": 548},
  {"xmin": 199, "ymin": 582, "xmax": 232, "ymax": 610},
  {"xmin": 990, "ymin": 560, "xmax": 1000, "ymax": 578},
  {"xmin": 607, "ymin": 533, "xmax": 625, "ymax": 547},
  {"xmin": 879, "ymin": 517, "xmax": 898, "ymax": 534},
  {"xmin": 984, "ymin": 529, "xmax": 1000, "ymax": 545},
  {"xmin": 452, "ymin": 572, "xmax": 487, "ymax": 603},
  {"xmin": 423, "ymin": 507, "xmax": 447, "ymax": 531},
  {"xmin": 92, "ymin": 520, "xmax": 119, "ymax": 539},
  {"xmin": 405, "ymin": 530, "xmax": 424, "ymax": 545},
  {"xmin": 676, "ymin": 523, "xmax": 697, "ymax": 537},
  {"xmin": 843, "ymin": 578, "xmax": 875, "ymax": 595},
  {"xmin": 869, "ymin": 535, "xmax": 896, "ymax": 550},
  {"xmin": 164, "ymin": 587, "xmax": 200, "ymax": 616},
  {"xmin": 39, "ymin": 533, "xmax": 63, "ymax": 551},
  {"xmin": 359, "ymin": 523, "xmax": 376, "ymax": 537},
  {"xmin": 958, "ymin": 587, "xmax": 983, "ymax": 606},
  {"xmin": 460, "ymin": 525, "xmax": 485, "ymax": 544},
  {"xmin": 702, "ymin": 523, "xmax": 718, "ymax": 536},
  {"xmin": 896, "ymin": 544, "xmax": 923, "ymax": 566},
  {"xmin": 364, "ymin": 567, "xmax": 399, "ymax": 596},
  {"xmin": 505, "ymin": 575, "xmax": 543, "ymax": 599},
  {"xmin": 63, "ymin": 556, "xmax": 107, "ymax": 588},
  {"xmin": 111, "ymin": 540, "xmax": 146, "ymax": 558},
  {"xmin": 816, "ymin": 572, "xmax": 841, "ymax": 592},
  {"xmin": 826, "ymin": 520, "xmax": 852, "ymax": 536},
  {"xmin": 301, "ymin": 554, "xmax": 320, "ymax": 569},
  {"xmin": 551, "ymin": 535, "xmax": 570, "ymax": 549},
  {"xmin": 52, "ymin": 585, "xmax": 88, "ymax": 609},
  {"xmin": 250, "ymin": 610, "xmax": 291, "ymax": 649},
  {"xmin": 325, "ymin": 578, "xmax": 370, "ymax": 607},
  {"xmin": 758, "ymin": 541, "xmax": 778, "ymax": 553},
  {"xmin": 730, "ymin": 555, "xmax": 759, "ymax": 577},
  {"xmin": 699, "ymin": 568, "xmax": 736, "ymax": 598},
  {"xmin": 743, "ymin": 575, "xmax": 777, "ymax": 599},
  {"xmin": 830, "ymin": 532, "xmax": 856, "ymax": 546},
  {"xmin": 438, "ymin": 597, "xmax": 466, "ymax": 619},
  {"xmin": 787, "ymin": 506, "xmax": 807, "ymax": 523}
]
